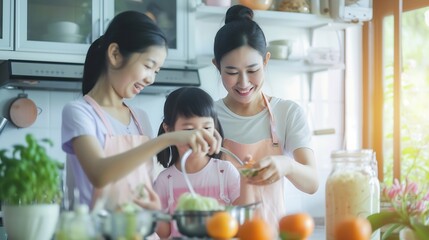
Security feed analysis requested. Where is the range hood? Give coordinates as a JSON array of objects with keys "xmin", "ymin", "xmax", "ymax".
[{"xmin": 0, "ymin": 59, "xmax": 201, "ymax": 94}]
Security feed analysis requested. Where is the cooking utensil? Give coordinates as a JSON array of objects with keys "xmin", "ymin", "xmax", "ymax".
[
  {"xmin": 173, "ymin": 210, "xmax": 220, "ymax": 238},
  {"xmin": 8, "ymin": 93, "xmax": 38, "ymax": 128},
  {"xmin": 0, "ymin": 117, "xmax": 7, "ymax": 134},
  {"xmin": 181, "ymin": 147, "xmax": 245, "ymax": 196},
  {"xmin": 226, "ymin": 202, "xmax": 261, "ymax": 225}
]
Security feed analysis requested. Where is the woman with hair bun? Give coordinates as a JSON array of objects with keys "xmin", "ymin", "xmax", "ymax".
[{"xmin": 212, "ymin": 4, "xmax": 319, "ymax": 229}]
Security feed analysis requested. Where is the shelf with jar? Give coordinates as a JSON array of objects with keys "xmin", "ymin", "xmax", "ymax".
[
  {"xmin": 195, "ymin": 4, "xmax": 333, "ymax": 28},
  {"xmin": 268, "ymin": 59, "xmax": 345, "ymax": 73}
]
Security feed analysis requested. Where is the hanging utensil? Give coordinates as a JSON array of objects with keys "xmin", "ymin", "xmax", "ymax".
[{"xmin": 7, "ymin": 93, "xmax": 38, "ymax": 128}]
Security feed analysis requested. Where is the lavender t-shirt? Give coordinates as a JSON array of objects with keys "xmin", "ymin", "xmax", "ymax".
[{"xmin": 61, "ymin": 98, "xmax": 153, "ymax": 206}]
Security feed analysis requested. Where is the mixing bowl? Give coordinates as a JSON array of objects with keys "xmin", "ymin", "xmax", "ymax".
[{"xmin": 101, "ymin": 210, "xmax": 171, "ymax": 239}]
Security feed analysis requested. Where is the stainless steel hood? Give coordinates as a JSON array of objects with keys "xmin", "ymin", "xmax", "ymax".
[{"xmin": 0, "ymin": 59, "xmax": 201, "ymax": 94}]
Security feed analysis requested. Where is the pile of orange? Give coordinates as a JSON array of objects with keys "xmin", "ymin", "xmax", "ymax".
[{"xmin": 278, "ymin": 213, "xmax": 315, "ymax": 240}]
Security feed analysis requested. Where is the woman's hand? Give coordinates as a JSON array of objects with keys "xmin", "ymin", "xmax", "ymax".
[
  {"xmin": 133, "ymin": 184, "xmax": 162, "ymax": 211},
  {"xmin": 246, "ymin": 155, "xmax": 292, "ymax": 186}
]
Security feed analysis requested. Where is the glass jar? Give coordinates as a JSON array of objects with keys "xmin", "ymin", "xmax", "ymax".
[
  {"xmin": 277, "ymin": 0, "xmax": 310, "ymax": 13},
  {"xmin": 325, "ymin": 149, "xmax": 380, "ymax": 240}
]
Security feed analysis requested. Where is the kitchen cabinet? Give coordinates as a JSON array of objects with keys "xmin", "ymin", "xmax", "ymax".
[
  {"xmin": 11, "ymin": 0, "xmax": 188, "ymax": 60},
  {"xmin": 0, "ymin": 0, "xmax": 13, "ymax": 50}
]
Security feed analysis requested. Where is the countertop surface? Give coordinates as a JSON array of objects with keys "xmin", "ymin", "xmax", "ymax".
[{"xmin": 309, "ymin": 226, "xmax": 326, "ymax": 239}]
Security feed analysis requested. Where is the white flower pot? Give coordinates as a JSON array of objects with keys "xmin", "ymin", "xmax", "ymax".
[{"xmin": 3, "ymin": 204, "xmax": 60, "ymax": 240}]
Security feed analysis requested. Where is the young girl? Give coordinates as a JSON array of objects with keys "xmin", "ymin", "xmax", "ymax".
[
  {"xmin": 61, "ymin": 11, "xmax": 221, "ymax": 212},
  {"xmin": 153, "ymin": 87, "xmax": 240, "ymax": 238}
]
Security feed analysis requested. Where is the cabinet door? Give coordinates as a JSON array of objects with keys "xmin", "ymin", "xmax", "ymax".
[
  {"xmin": 0, "ymin": 0, "xmax": 13, "ymax": 50},
  {"xmin": 15, "ymin": 0, "xmax": 100, "ymax": 54},
  {"xmin": 103, "ymin": 0, "xmax": 188, "ymax": 61}
]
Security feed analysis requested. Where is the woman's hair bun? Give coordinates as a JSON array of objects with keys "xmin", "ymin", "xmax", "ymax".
[{"xmin": 225, "ymin": 5, "xmax": 254, "ymax": 24}]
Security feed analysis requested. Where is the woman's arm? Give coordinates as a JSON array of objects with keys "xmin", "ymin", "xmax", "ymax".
[
  {"xmin": 246, "ymin": 148, "xmax": 319, "ymax": 194},
  {"xmin": 73, "ymin": 129, "xmax": 221, "ymax": 188}
]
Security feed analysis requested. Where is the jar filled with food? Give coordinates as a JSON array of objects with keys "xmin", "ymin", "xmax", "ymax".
[
  {"xmin": 277, "ymin": 0, "xmax": 310, "ymax": 13},
  {"xmin": 325, "ymin": 149, "xmax": 380, "ymax": 240}
]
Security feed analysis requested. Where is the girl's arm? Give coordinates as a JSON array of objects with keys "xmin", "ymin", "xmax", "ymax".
[
  {"xmin": 73, "ymin": 129, "xmax": 221, "ymax": 188},
  {"xmin": 155, "ymin": 221, "xmax": 171, "ymax": 239}
]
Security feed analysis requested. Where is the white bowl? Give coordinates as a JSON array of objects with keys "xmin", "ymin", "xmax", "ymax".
[
  {"xmin": 42, "ymin": 33, "xmax": 84, "ymax": 43},
  {"xmin": 269, "ymin": 39, "xmax": 291, "ymax": 46},
  {"xmin": 268, "ymin": 45, "xmax": 289, "ymax": 60},
  {"xmin": 48, "ymin": 21, "xmax": 80, "ymax": 35},
  {"xmin": 205, "ymin": 0, "xmax": 231, "ymax": 7}
]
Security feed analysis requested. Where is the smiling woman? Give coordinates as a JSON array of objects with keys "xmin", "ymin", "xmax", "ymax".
[{"xmin": 61, "ymin": 11, "xmax": 222, "ymax": 226}]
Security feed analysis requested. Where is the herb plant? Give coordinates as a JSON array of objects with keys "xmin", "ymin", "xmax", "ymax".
[{"xmin": 0, "ymin": 133, "xmax": 63, "ymax": 204}]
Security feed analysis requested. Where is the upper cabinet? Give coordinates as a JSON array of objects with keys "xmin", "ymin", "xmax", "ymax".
[
  {"xmin": 0, "ymin": 0, "xmax": 13, "ymax": 50},
  {"xmin": 10, "ymin": 0, "xmax": 188, "ymax": 60}
]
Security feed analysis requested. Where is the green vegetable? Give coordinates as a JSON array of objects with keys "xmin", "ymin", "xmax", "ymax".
[
  {"xmin": 0, "ymin": 133, "xmax": 63, "ymax": 204},
  {"xmin": 176, "ymin": 192, "xmax": 224, "ymax": 211},
  {"xmin": 239, "ymin": 168, "xmax": 259, "ymax": 177}
]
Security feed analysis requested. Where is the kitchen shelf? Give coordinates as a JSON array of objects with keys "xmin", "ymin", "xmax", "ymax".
[
  {"xmin": 195, "ymin": 5, "xmax": 333, "ymax": 29},
  {"xmin": 268, "ymin": 60, "xmax": 345, "ymax": 73}
]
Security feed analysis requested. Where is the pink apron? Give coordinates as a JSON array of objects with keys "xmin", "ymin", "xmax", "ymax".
[
  {"xmin": 222, "ymin": 94, "xmax": 285, "ymax": 226},
  {"xmin": 84, "ymin": 95, "xmax": 154, "ymax": 210}
]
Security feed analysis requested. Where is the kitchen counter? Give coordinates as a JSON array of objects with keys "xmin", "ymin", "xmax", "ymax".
[{"xmin": 309, "ymin": 225, "xmax": 326, "ymax": 239}]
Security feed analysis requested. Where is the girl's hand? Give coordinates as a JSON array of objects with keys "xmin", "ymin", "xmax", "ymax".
[
  {"xmin": 133, "ymin": 184, "xmax": 162, "ymax": 211},
  {"xmin": 169, "ymin": 129, "xmax": 222, "ymax": 155},
  {"xmin": 246, "ymin": 155, "xmax": 292, "ymax": 186}
]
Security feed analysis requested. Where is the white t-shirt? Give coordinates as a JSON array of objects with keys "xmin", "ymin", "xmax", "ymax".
[
  {"xmin": 61, "ymin": 98, "xmax": 153, "ymax": 206},
  {"xmin": 215, "ymin": 96, "xmax": 312, "ymax": 157}
]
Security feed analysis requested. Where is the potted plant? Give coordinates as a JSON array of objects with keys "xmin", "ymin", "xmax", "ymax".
[
  {"xmin": 367, "ymin": 178, "xmax": 429, "ymax": 240},
  {"xmin": 0, "ymin": 133, "xmax": 63, "ymax": 240}
]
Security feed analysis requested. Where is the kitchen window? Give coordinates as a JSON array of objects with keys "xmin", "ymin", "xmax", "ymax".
[{"xmin": 363, "ymin": 0, "xmax": 429, "ymax": 184}]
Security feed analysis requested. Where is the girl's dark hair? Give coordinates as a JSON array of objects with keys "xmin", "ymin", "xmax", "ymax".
[
  {"xmin": 213, "ymin": 5, "xmax": 267, "ymax": 67},
  {"xmin": 157, "ymin": 87, "xmax": 224, "ymax": 168},
  {"xmin": 82, "ymin": 11, "xmax": 168, "ymax": 95}
]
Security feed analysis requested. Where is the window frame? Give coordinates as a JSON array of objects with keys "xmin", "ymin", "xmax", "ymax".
[{"xmin": 362, "ymin": 0, "xmax": 429, "ymax": 182}]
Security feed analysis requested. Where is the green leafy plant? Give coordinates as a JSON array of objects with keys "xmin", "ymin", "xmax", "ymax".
[
  {"xmin": 0, "ymin": 134, "xmax": 63, "ymax": 204},
  {"xmin": 367, "ymin": 178, "xmax": 429, "ymax": 240}
]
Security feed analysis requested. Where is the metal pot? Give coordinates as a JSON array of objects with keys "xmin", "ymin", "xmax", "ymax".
[
  {"xmin": 226, "ymin": 202, "xmax": 261, "ymax": 225},
  {"xmin": 173, "ymin": 210, "xmax": 220, "ymax": 238}
]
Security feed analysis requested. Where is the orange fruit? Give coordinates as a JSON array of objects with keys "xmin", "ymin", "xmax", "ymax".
[
  {"xmin": 279, "ymin": 213, "xmax": 315, "ymax": 240},
  {"xmin": 237, "ymin": 217, "xmax": 274, "ymax": 240},
  {"xmin": 334, "ymin": 217, "xmax": 372, "ymax": 240},
  {"xmin": 206, "ymin": 211, "xmax": 238, "ymax": 239}
]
